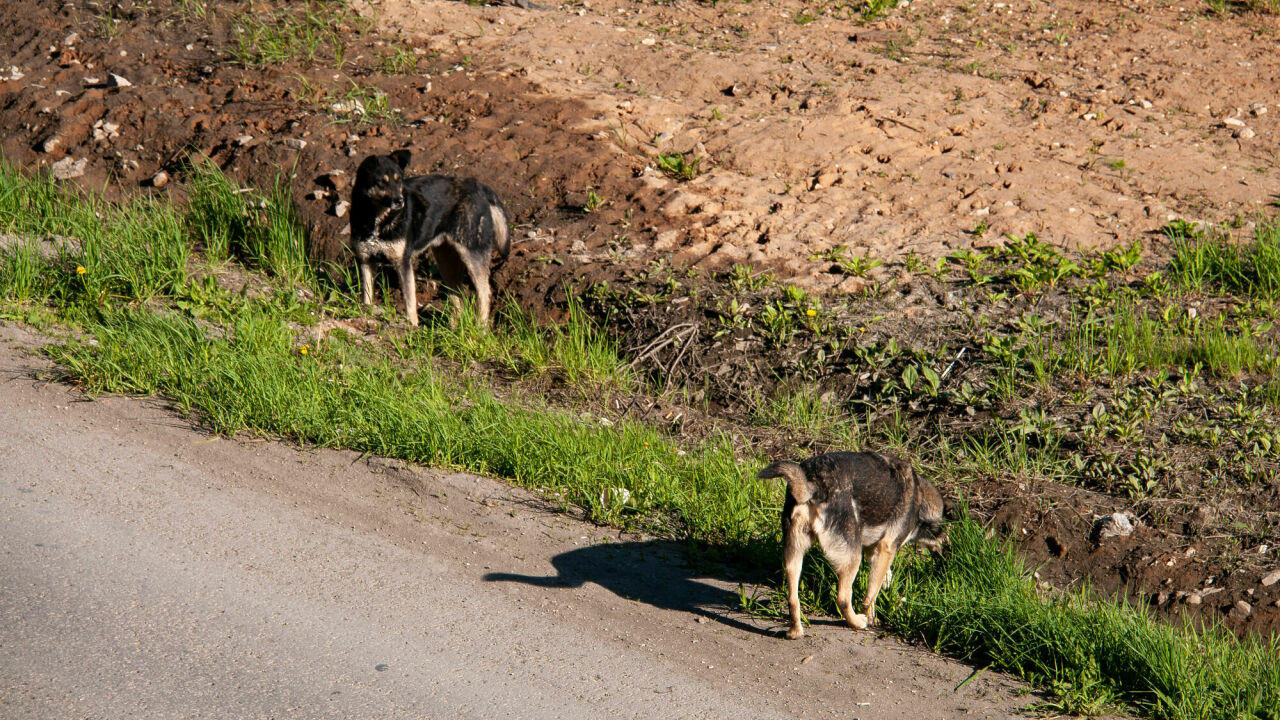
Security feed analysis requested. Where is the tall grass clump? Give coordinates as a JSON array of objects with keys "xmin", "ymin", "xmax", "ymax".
[
  {"xmin": 1168, "ymin": 220, "xmax": 1280, "ymax": 299},
  {"xmin": 229, "ymin": 1, "xmax": 368, "ymax": 68},
  {"xmin": 879, "ymin": 517, "xmax": 1280, "ymax": 720},
  {"xmin": 1064, "ymin": 299, "xmax": 1278, "ymax": 378},
  {"xmin": 0, "ymin": 160, "xmax": 189, "ymax": 305},
  {"xmin": 394, "ymin": 295, "xmax": 636, "ymax": 391},
  {"xmin": 187, "ymin": 159, "xmax": 312, "ymax": 286},
  {"xmin": 0, "ymin": 236, "xmax": 49, "ymax": 302}
]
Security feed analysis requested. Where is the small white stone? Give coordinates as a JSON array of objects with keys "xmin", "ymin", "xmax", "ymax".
[
  {"xmin": 151, "ymin": 170, "xmax": 169, "ymax": 188},
  {"xmin": 49, "ymin": 157, "xmax": 87, "ymax": 180},
  {"xmin": 1093, "ymin": 512, "xmax": 1134, "ymax": 542},
  {"xmin": 333, "ymin": 200, "xmax": 350, "ymax": 218},
  {"xmin": 283, "ymin": 138, "xmax": 307, "ymax": 150},
  {"xmin": 105, "ymin": 73, "xmax": 131, "ymax": 88},
  {"xmin": 1235, "ymin": 127, "xmax": 1256, "ymax": 140},
  {"xmin": 1223, "ymin": 116, "xmax": 1246, "ymax": 128},
  {"xmin": 641, "ymin": 37, "xmax": 656, "ymax": 45},
  {"xmin": 330, "ymin": 99, "xmax": 365, "ymax": 116},
  {"xmin": 236, "ymin": 135, "xmax": 253, "ymax": 146},
  {"xmin": 1261, "ymin": 569, "xmax": 1280, "ymax": 587}
]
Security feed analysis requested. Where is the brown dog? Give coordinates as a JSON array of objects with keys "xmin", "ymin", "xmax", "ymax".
[{"xmin": 757, "ymin": 451, "xmax": 944, "ymax": 639}]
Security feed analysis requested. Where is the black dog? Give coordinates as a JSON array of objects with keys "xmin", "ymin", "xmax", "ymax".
[{"xmin": 350, "ymin": 150, "xmax": 510, "ymax": 327}]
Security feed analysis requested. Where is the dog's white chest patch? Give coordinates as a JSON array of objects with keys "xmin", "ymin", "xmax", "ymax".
[{"xmin": 359, "ymin": 238, "xmax": 405, "ymax": 264}]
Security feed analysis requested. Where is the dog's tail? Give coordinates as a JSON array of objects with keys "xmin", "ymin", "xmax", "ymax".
[
  {"xmin": 757, "ymin": 460, "xmax": 814, "ymax": 504},
  {"xmin": 486, "ymin": 191, "xmax": 511, "ymax": 264}
]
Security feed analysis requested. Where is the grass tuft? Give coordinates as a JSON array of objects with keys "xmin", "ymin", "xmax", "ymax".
[
  {"xmin": 1168, "ymin": 220, "xmax": 1280, "ymax": 299},
  {"xmin": 229, "ymin": 1, "xmax": 368, "ymax": 69},
  {"xmin": 186, "ymin": 159, "xmax": 313, "ymax": 285}
]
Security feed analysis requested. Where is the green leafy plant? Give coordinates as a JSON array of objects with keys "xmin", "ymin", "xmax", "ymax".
[{"xmin": 656, "ymin": 152, "xmax": 701, "ymax": 181}]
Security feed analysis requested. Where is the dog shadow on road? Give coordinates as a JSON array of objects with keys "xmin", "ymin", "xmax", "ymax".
[{"xmin": 483, "ymin": 539, "xmax": 779, "ymax": 637}]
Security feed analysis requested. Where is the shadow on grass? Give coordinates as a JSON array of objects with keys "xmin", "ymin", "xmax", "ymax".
[{"xmin": 484, "ymin": 539, "xmax": 779, "ymax": 638}]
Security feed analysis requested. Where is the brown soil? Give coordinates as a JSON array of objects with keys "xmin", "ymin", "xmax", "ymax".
[{"xmin": 2, "ymin": 0, "xmax": 1278, "ymax": 638}]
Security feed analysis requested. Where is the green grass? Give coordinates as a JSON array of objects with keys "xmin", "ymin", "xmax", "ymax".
[
  {"xmin": 882, "ymin": 518, "xmax": 1280, "ymax": 719},
  {"xmin": 2, "ymin": 159, "xmax": 1279, "ymax": 720},
  {"xmin": 860, "ymin": 0, "xmax": 901, "ymax": 21},
  {"xmin": 1168, "ymin": 220, "xmax": 1280, "ymax": 299},
  {"xmin": 0, "ymin": 160, "xmax": 189, "ymax": 306},
  {"xmin": 49, "ymin": 304, "xmax": 771, "ymax": 540},
  {"xmin": 186, "ymin": 159, "xmax": 313, "ymax": 285},
  {"xmin": 1064, "ymin": 299, "xmax": 1279, "ymax": 379},
  {"xmin": 656, "ymin": 152, "xmax": 701, "ymax": 181},
  {"xmin": 229, "ymin": 1, "xmax": 368, "ymax": 69},
  {"xmin": 394, "ymin": 294, "xmax": 637, "ymax": 391}
]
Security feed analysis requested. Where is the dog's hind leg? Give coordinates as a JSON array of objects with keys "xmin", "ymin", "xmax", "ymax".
[
  {"xmin": 461, "ymin": 249, "xmax": 493, "ymax": 329},
  {"xmin": 829, "ymin": 545, "xmax": 868, "ymax": 631},
  {"xmin": 432, "ymin": 242, "xmax": 470, "ymax": 327},
  {"xmin": 782, "ymin": 509, "xmax": 814, "ymax": 639},
  {"xmin": 358, "ymin": 259, "xmax": 374, "ymax": 306},
  {"xmin": 398, "ymin": 255, "xmax": 419, "ymax": 327},
  {"xmin": 861, "ymin": 538, "xmax": 896, "ymax": 626}
]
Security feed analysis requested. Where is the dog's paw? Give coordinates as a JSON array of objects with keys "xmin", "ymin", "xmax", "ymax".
[
  {"xmin": 847, "ymin": 612, "xmax": 869, "ymax": 630},
  {"xmin": 786, "ymin": 625, "xmax": 805, "ymax": 640}
]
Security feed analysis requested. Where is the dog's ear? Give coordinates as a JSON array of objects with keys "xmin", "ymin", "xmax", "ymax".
[{"xmin": 390, "ymin": 149, "xmax": 412, "ymax": 170}]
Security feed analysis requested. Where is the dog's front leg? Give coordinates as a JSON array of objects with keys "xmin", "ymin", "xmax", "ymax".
[
  {"xmin": 399, "ymin": 256, "xmax": 419, "ymax": 327},
  {"xmin": 358, "ymin": 259, "xmax": 374, "ymax": 306}
]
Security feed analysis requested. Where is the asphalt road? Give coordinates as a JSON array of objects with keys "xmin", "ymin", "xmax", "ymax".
[{"xmin": 0, "ymin": 324, "xmax": 1029, "ymax": 719}]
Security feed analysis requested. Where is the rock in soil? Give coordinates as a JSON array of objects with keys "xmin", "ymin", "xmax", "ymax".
[
  {"xmin": 1091, "ymin": 512, "xmax": 1134, "ymax": 543},
  {"xmin": 1229, "ymin": 600, "xmax": 1252, "ymax": 621},
  {"xmin": 49, "ymin": 157, "xmax": 86, "ymax": 180}
]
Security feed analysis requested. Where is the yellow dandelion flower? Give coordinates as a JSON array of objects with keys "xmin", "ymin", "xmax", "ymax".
[
  {"xmin": 805, "ymin": 308, "xmax": 817, "ymax": 317},
  {"xmin": 76, "ymin": 266, "xmax": 86, "ymax": 275},
  {"xmin": 300, "ymin": 345, "xmax": 310, "ymax": 355}
]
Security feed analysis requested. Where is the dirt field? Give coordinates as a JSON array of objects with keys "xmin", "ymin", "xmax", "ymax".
[{"xmin": 2, "ymin": 0, "xmax": 1279, "ymax": 638}]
